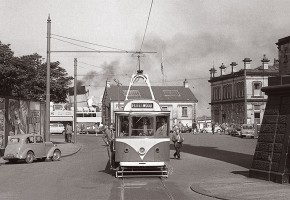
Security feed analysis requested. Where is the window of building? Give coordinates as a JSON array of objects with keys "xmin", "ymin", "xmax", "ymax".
[
  {"xmin": 182, "ymin": 107, "xmax": 188, "ymax": 117},
  {"xmin": 252, "ymin": 82, "xmax": 262, "ymax": 97},
  {"xmin": 254, "ymin": 112, "xmax": 260, "ymax": 124},
  {"xmin": 123, "ymin": 90, "xmax": 141, "ymax": 98},
  {"xmin": 163, "ymin": 90, "xmax": 180, "ymax": 96}
]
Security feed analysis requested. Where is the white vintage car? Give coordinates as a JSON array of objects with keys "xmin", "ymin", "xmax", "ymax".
[{"xmin": 3, "ymin": 134, "xmax": 61, "ymax": 163}]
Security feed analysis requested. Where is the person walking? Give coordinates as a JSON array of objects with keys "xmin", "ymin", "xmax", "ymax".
[
  {"xmin": 65, "ymin": 123, "xmax": 73, "ymax": 143},
  {"xmin": 172, "ymin": 129, "xmax": 184, "ymax": 159}
]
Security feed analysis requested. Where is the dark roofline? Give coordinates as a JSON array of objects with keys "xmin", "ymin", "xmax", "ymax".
[
  {"xmin": 208, "ymin": 66, "xmax": 279, "ymax": 83},
  {"xmin": 276, "ymin": 36, "xmax": 290, "ymax": 46}
]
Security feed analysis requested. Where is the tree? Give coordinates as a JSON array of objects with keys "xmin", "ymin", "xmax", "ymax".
[{"xmin": 0, "ymin": 41, "xmax": 73, "ymax": 102}]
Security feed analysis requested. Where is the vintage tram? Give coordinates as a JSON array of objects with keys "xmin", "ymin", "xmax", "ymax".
[{"xmin": 112, "ymin": 71, "xmax": 170, "ymax": 178}]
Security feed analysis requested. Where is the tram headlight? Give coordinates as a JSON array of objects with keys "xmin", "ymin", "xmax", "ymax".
[
  {"xmin": 155, "ymin": 147, "xmax": 160, "ymax": 153},
  {"xmin": 139, "ymin": 147, "xmax": 146, "ymax": 155},
  {"xmin": 124, "ymin": 148, "xmax": 129, "ymax": 153}
]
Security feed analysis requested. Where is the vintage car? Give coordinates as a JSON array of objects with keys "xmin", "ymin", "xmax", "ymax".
[
  {"xmin": 200, "ymin": 125, "xmax": 222, "ymax": 134},
  {"xmin": 3, "ymin": 134, "xmax": 61, "ymax": 164},
  {"xmin": 240, "ymin": 124, "xmax": 255, "ymax": 138}
]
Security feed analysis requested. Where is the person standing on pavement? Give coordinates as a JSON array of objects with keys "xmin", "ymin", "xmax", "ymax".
[
  {"xmin": 65, "ymin": 123, "xmax": 73, "ymax": 143},
  {"xmin": 171, "ymin": 128, "xmax": 184, "ymax": 159},
  {"xmin": 211, "ymin": 122, "xmax": 215, "ymax": 134}
]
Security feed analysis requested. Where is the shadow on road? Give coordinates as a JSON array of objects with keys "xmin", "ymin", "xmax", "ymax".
[{"xmin": 170, "ymin": 144, "xmax": 253, "ymax": 169}]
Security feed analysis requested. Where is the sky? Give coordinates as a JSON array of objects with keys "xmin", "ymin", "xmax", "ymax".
[{"xmin": 1, "ymin": 0, "xmax": 290, "ymax": 117}]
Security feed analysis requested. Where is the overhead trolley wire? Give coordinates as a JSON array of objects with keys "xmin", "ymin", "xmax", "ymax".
[
  {"xmin": 139, "ymin": 0, "xmax": 154, "ymax": 52},
  {"xmin": 51, "ymin": 37, "xmax": 100, "ymax": 51},
  {"xmin": 52, "ymin": 33, "xmax": 129, "ymax": 52}
]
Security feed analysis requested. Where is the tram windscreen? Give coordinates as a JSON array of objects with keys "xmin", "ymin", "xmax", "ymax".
[
  {"xmin": 131, "ymin": 116, "xmax": 154, "ymax": 136},
  {"xmin": 119, "ymin": 116, "xmax": 129, "ymax": 136},
  {"xmin": 155, "ymin": 116, "xmax": 168, "ymax": 136}
]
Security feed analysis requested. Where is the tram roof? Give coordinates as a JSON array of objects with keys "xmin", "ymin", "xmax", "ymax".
[{"xmin": 105, "ymin": 85, "xmax": 198, "ymax": 102}]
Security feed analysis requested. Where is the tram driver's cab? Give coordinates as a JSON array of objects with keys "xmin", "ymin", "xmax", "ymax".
[{"xmin": 117, "ymin": 115, "xmax": 169, "ymax": 138}]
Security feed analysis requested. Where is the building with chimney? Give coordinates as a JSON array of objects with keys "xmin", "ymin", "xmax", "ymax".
[
  {"xmin": 208, "ymin": 56, "xmax": 279, "ymax": 125},
  {"xmin": 102, "ymin": 79, "xmax": 198, "ymax": 128}
]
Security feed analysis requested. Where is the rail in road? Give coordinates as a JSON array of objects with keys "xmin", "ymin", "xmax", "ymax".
[{"xmin": 119, "ymin": 177, "xmax": 175, "ymax": 200}]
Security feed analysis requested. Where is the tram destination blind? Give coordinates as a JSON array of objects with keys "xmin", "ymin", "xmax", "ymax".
[{"xmin": 131, "ymin": 103, "xmax": 153, "ymax": 109}]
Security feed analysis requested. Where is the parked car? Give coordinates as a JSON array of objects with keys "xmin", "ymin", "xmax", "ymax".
[
  {"xmin": 3, "ymin": 134, "xmax": 61, "ymax": 163},
  {"xmin": 228, "ymin": 124, "xmax": 241, "ymax": 137},
  {"xmin": 200, "ymin": 125, "xmax": 222, "ymax": 134},
  {"xmin": 240, "ymin": 124, "xmax": 255, "ymax": 138},
  {"xmin": 50, "ymin": 123, "xmax": 65, "ymax": 134}
]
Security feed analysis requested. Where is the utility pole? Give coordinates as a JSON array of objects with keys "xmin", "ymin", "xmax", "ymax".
[
  {"xmin": 45, "ymin": 15, "xmax": 51, "ymax": 142},
  {"xmin": 74, "ymin": 58, "xmax": 77, "ymax": 143}
]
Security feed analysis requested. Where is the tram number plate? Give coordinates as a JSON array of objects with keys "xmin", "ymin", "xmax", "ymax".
[{"xmin": 131, "ymin": 103, "xmax": 153, "ymax": 108}]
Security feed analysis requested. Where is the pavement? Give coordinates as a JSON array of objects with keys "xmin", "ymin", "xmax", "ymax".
[
  {"xmin": 190, "ymin": 173, "xmax": 290, "ymax": 200},
  {"xmin": 1, "ymin": 135, "xmax": 290, "ymax": 199}
]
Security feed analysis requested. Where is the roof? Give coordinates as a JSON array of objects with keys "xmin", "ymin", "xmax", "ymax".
[
  {"xmin": 105, "ymin": 85, "xmax": 198, "ymax": 102},
  {"xmin": 209, "ymin": 63, "xmax": 279, "ymax": 82}
]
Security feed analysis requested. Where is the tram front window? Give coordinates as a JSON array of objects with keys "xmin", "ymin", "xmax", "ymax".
[
  {"xmin": 120, "ymin": 116, "xmax": 129, "ymax": 136},
  {"xmin": 155, "ymin": 116, "xmax": 168, "ymax": 136},
  {"xmin": 131, "ymin": 116, "xmax": 154, "ymax": 136}
]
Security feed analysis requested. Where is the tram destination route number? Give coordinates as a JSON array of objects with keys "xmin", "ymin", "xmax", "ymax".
[{"xmin": 131, "ymin": 103, "xmax": 153, "ymax": 109}]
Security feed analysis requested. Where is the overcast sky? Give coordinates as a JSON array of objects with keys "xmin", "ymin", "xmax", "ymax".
[{"xmin": 1, "ymin": 0, "xmax": 290, "ymax": 117}]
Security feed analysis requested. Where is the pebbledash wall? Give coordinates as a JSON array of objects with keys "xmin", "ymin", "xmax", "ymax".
[{"xmin": 0, "ymin": 96, "xmax": 45, "ymax": 155}]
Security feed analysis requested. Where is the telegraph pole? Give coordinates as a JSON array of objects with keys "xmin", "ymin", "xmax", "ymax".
[
  {"xmin": 74, "ymin": 58, "xmax": 77, "ymax": 143},
  {"xmin": 45, "ymin": 15, "xmax": 51, "ymax": 142}
]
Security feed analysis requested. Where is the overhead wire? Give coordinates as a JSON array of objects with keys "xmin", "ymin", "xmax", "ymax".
[
  {"xmin": 139, "ymin": 0, "xmax": 154, "ymax": 52},
  {"xmin": 51, "ymin": 37, "xmax": 101, "ymax": 51},
  {"xmin": 52, "ymin": 33, "xmax": 129, "ymax": 52}
]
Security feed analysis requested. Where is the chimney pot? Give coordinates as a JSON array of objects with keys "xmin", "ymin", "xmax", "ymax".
[{"xmin": 183, "ymin": 79, "xmax": 189, "ymax": 88}]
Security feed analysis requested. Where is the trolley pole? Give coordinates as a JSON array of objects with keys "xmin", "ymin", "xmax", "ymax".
[
  {"xmin": 45, "ymin": 15, "xmax": 51, "ymax": 142},
  {"xmin": 74, "ymin": 58, "xmax": 77, "ymax": 143}
]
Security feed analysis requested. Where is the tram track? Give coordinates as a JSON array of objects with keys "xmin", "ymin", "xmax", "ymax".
[{"xmin": 120, "ymin": 177, "xmax": 175, "ymax": 200}]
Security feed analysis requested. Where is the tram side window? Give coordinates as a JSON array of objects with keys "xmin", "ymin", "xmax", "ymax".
[
  {"xmin": 155, "ymin": 116, "xmax": 168, "ymax": 137},
  {"xmin": 120, "ymin": 116, "xmax": 129, "ymax": 137},
  {"xmin": 131, "ymin": 116, "xmax": 154, "ymax": 136}
]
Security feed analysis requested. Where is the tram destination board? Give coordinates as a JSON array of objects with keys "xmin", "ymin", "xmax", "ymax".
[{"xmin": 131, "ymin": 103, "xmax": 153, "ymax": 108}]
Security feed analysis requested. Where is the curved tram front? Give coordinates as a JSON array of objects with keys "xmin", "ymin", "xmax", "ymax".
[{"xmin": 113, "ymin": 99, "xmax": 170, "ymax": 178}]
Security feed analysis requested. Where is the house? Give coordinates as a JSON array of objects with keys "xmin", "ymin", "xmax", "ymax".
[
  {"xmin": 208, "ymin": 55, "xmax": 279, "ymax": 125},
  {"xmin": 102, "ymin": 79, "xmax": 198, "ymax": 128}
]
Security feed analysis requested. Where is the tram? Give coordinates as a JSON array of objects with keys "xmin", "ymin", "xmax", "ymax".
[{"xmin": 112, "ymin": 71, "xmax": 170, "ymax": 178}]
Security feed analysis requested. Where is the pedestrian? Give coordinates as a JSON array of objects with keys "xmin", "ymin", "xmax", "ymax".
[
  {"xmin": 192, "ymin": 120, "xmax": 197, "ymax": 134},
  {"xmin": 171, "ymin": 128, "xmax": 184, "ymax": 159},
  {"xmin": 104, "ymin": 124, "xmax": 115, "ymax": 169},
  {"xmin": 211, "ymin": 122, "xmax": 215, "ymax": 134},
  {"xmin": 65, "ymin": 123, "xmax": 73, "ymax": 143}
]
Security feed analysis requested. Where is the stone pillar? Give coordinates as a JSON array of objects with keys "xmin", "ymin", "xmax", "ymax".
[{"xmin": 249, "ymin": 36, "xmax": 290, "ymax": 184}]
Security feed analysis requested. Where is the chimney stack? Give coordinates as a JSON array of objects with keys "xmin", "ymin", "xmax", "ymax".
[
  {"xmin": 106, "ymin": 80, "xmax": 110, "ymax": 88},
  {"xmin": 219, "ymin": 63, "xmax": 226, "ymax": 76},
  {"xmin": 261, "ymin": 54, "xmax": 270, "ymax": 70},
  {"xmin": 230, "ymin": 62, "xmax": 238, "ymax": 74},
  {"xmin": 243, "ymin": 58, "xmax": 252, "ymax": 69},
  {"xmin": 183, "ymin": 78, "xmax": 189, "ymax": 88}
]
